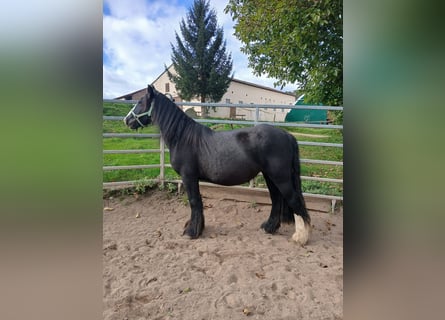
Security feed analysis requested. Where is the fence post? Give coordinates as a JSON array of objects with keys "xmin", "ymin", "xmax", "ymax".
[
  {"xmin": 254, "ymin": 105, "xmax": 259, "ymax": 125},
  {"xmin": 250, "ymin": 105, "xmax": 260, "ymax": 188},
  {"xmin": 160, "ymin": 135, "xmax": 165, "ymax": 187}
]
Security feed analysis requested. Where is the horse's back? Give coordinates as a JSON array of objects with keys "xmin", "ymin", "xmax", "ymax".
[{"xmin": 237, "ymin": 124, "xmax": 295, "ymax": 154}]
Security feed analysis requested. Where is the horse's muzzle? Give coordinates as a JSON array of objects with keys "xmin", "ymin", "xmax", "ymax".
[{"xmin": 123, "ymin": 116, "xmax": 139, "ymax": 129}]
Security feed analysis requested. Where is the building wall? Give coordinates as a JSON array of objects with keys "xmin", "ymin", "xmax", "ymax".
[
  {"xmin": 149, "ymin": 66, "xmax": 296, "ymax": 122},
  {"xmin": 215, "ymin": 80, "xmax": 295, "ymax": 122},
  {"xmin": 131, "ymin": 90, "xmax": 147, "ymax": 101},
  {"xmin": 152, "ymin": 69, "xmax": 183, "ymax": 102}
]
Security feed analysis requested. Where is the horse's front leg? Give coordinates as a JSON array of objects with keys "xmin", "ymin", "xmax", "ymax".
[{"xmin": 182, "ymin": 176, "xmax": 205, "ymax": 239}]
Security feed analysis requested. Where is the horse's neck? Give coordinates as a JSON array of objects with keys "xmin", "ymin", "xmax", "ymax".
[{"xmin": 154, "ymin": 99, "xmax": 205, "ymax": 148}]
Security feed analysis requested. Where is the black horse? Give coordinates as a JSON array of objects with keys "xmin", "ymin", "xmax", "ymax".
[{"xmin": 124, "ymin": 85, "xmax": 311, "ymax": 244}]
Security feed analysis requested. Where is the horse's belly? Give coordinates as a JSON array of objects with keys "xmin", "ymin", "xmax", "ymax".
[{"xmin": 202, "ymin": 162, "xmax": 260, "ymax": 186}]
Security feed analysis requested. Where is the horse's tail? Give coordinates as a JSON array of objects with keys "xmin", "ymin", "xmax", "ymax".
[
  {"xmin": 279, "ymin": 136, "xmax": 311, "ymax": 226},
  {"xmin": 291, "ymin": 136, "xmax": 303, "ymax": 196},
  {"xmin": 291, "ymin": 136, "xmax": 311, "ymax": 226},
  {"xmin": 280, "ymin": 135, "xmax": 300, "ymax": 224}
]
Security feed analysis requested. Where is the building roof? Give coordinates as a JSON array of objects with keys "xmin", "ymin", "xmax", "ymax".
[
  {"xmin": 230, "ymin": 78, "xmax": 295, "ymax": 97},
  {"xmin": 114, "ymin": 88, "xmax": 147, "ymax": 100},
  {"xmin": 114, "ymin": 65, "xmax": 296, "ymax": 99}
]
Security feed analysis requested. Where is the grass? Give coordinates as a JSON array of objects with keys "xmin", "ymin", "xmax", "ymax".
[{"xmin": 103, "ymin": 103, "xmax": 343, "ymax": 196}]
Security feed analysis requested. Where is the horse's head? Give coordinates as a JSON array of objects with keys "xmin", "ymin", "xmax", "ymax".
[{"xmin": 123, "ymin": 85, "xmax": 156, "ymax": 129}]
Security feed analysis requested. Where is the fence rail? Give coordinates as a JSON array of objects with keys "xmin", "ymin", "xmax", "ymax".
[
  {"xmin": 103, "ymin": 149, "xmax": 162, "ymax": 154},
  {"xmin": 103, "ymin": 99, "xmax": 343, "ymax": 204},
  {"xmin": 103, "ymin": 133, "xmax": 160, "ymax": 138}
]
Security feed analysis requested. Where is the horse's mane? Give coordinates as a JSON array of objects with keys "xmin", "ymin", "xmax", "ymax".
[{"xmin": 151, "ymin": 93, "xmax": 212, "ymax": 149}]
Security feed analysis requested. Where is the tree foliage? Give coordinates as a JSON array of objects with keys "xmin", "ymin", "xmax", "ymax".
[
  {"xmin": 169, "ymin": 0, "xmax": 233, "ymax": 103},
  {"xmin": 225, "ymin": 0, "xmax": 342, "ymax": 106}
]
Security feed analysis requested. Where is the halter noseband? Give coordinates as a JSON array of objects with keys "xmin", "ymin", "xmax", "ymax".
[{"xmin": 127, "ymin": 95, "xmax": 155, "ymax": 128}]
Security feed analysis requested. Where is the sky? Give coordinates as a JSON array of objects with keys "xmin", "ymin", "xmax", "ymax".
[{"xmin": 103, "ymin": 0, "xmax": 299, "ymax": 98}]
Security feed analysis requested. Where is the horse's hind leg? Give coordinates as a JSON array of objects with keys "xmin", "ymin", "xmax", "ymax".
[
  {"xmin": 267, "ymin": 172, "xmax": 311, "ymax": 245},
  {"xmin": 261, "ymin": 174, "xmax": 283, "ymax": 234},
  {"xmin": 182, "ymin": 176, "xmax": 205, "ymax": 239},
  {"xmin": 277, "ymin": 179, "xmax": 311, "ymax": 245}
]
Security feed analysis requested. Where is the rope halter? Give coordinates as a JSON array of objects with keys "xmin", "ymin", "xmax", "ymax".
[{"xmin": 124, "ymin": 96, "xmax": 155, "ymax": 128}]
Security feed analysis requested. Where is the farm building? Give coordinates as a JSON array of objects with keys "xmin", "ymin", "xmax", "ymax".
[{"xmin": 115, "ymin": 65, "xmax": 296, "ymax": 122}]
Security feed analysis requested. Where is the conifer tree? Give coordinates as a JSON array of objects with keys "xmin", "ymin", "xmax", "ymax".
[{"xmin": 168, "ymin": 0, "xmax": 233, "ymax": 110}]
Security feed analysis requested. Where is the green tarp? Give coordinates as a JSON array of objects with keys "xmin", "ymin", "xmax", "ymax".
[{"xmin": 285, "ymin": 95, "xmax": 327, "ymax": 123}]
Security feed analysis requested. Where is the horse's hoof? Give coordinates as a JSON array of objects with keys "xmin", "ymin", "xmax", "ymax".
[
  {"xmin": 183, "ymin": 228, "xmax": 200, "ymax": 239},
  {"xmin": 291, "ymin": 214, "xmax": 310, "ymax": 245},
  {"xmin": 183, "ymin": 223, "xmax": 201, "ymax": 239},
  {"xmin": 261, "ymin": 220, "xmax": 280, "ymax": 234}
]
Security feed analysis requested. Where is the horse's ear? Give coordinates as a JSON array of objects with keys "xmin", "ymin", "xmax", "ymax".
[{"xmin": 146, "ymin": 84, "xmax": 154, "ymax": 98}]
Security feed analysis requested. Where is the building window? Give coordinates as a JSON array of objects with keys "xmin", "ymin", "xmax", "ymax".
[
  {"xmin": 226, "ymin": 98, "xmax": 231, "ymax": 104},
  {"xmin": 239, "ymin": 100, "xmax": 243, "ymax": 104},
  {"xmin": 165, "ymin": 83, "xmax": 170, "ymax": 92}
]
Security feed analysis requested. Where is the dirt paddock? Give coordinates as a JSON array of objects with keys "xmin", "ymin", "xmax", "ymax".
[{"xmin": 103, "ymin": 186, "xmax": 343, "ymax": 320}]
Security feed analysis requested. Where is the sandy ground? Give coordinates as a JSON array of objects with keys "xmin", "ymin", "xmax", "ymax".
[{"xmin": 103, "ymin": 188, "xmax": 343, "ymax": 320}]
